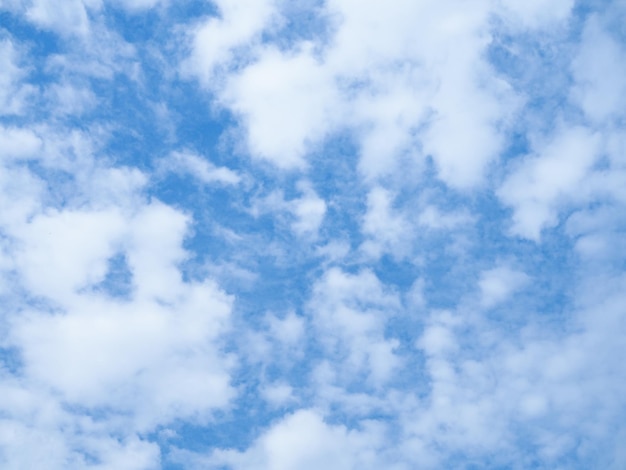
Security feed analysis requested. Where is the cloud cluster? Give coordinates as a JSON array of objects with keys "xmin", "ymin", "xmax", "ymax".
[
  {"xmin": 183, "ymin": 0, "xmax": 580, "ymax": 189},
  {"xmin": 1, "ymin": 0, "xmax": 626, "ymax": 469},
  {"xmin": 0, "ymin": 93, "xmax": 235, "ymax": 467}
]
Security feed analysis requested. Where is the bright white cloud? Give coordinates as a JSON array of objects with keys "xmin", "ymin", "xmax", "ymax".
[
  {"xmin": 182, "ymin": 409, "xmax": 399, "ymax": 470},
  {"xmin": 1, "ymin": 156, "xmax": 236, "ymax": 432},
  {"xmin": 185, "ymin": 0, "xmax": 523, "ymax": 186},
  {"xmin": 24, "ymin": 0, "xmax": 92, "ymax": 36},
  {"xmin": 417, "ymin": 205, "xmax": 472, "ymax": 230},
  {"xmin": 0, "ymin": 38, "xmax": 35, "ymax": 115},
  {"xmin": 290, "ymin": 182, "xmax": 327, "ymax": 237},
  {"xmin": 404, "ymin": 278, "xmax": 626, "ymax": 467},
  {"xmin": 13, "ymin": 208, "xmax": 126, "ymax": 300},
  {"xmin": 361, "ymin": 186, "xmax": 411, "ymax": 259},
  {"xmin": 111, "ymin": 0, "xmax": 165, "ymax": 12},
  {"xmin": 567, "ymin": 205, "xmax": 626, "ymax": 260},
  {"xmin": 498, "ymin": 126, "xmax": 600, "ymax": 240},
  {"xmin": 0, "ymin": 78, "xmax": 237, "ymax": 467},
  {"xmin": 478, "ymin": 264, "xmax": 529, "ymax": 308},
  {"xmin": 43, "ymin": 82, "xmax": 97, "ymax": 116},
  {"xmin": 0, "ymin": 126, "xmax": 42, "ymax": 159},
  {"xmin": 12, "ymin": 281, "xmax": 233, "ymax": 424},
  {"xmin": 220, "ymin": 45, "xmax": 339, "ymax": 168},
  {"xmin": 308, "ymin": 268, "xmax": 401, "ymax": 387},
  {"xmin": 498, "ymin": 0, "xmax": 574, "ymax": 28},
  {"xmin": 260, "ymin": 382, "xmax": 295, "ymax": 407},
  {"xmin": 571, "ymin": 15, "xmax": 626, "ymax": 123},
  {"xmin": 183, "ymin": 0, "xmax": 279, "ymax": 84},
  {"xmin": 250, "ymin": 181, "xmax": 327, "ymax": 238},
  {"xmin": 160, "ymin": 150, "xmax": 240, "ymax": 185}
]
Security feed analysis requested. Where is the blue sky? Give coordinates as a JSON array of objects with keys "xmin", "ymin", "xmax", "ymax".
[{"xmin": 1, "ymin": 0, "xmax": 626, "ymax": 468}]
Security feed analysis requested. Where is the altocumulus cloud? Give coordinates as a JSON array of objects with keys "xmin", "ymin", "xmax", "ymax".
[{"xmin": 1, "ymin": 0, "xmax": 625, "ymax": 469}]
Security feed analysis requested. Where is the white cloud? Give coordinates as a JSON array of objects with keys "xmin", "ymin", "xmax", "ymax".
[
  {"xmin": 185, "ymin": 0, "xmax": 527, "ymax": 187},
  {"xmin": 124, "ymin": 202, "xmax": 190, "ymax": 301},
  {"xmin": 308, "ymin": 268, "xmax": 401, "ymax": 387},
  {"xmin": 0, "ymin": 422, "xmax": 158, "ymax": 469},
  {"xmin": 497, "ymin": 0, "xmax": 574, "ymax": 29},
  {"xmin": 160, "ymin": 150, "xmax": 241, "ymax": 185},
  {"xmin": 266, "ymin": 311, "xmax": 305, "ymax": 346},
  {"xmin": 24, "ymin": 0, "xmax": 92, "ymax": 36},
  {"xmin": 182, "ymin": 0, "xmax": 280, "ymax": 85},
  {"xmin": 239, "ymin": 310, "xmax": 306, "ymax": 373},
  {"xmin": 567, "ymin": 205, "xmax": 626, "ymax": 261},
  {"xmin": 498, "ymin": 126, "xmax": 600, "ymax": 240},
  {"xmin": 221, "ymin": 45, "xmax": 338, "ymax": 169},
  {"xmin": 417, "ymin": 311, "xmax": 459, "ymax": 357},
  {"xmin": 417, "ymin": 205, "xmax": 472, "ymax": 230},
  {"xmin": 571, "ymin": 15, "xmax": 626, "ymax": 123},
  {"xmin": 13, "ymin": 208, "xmax": 126, "ymax": 301},
  {"xmin": 250, "ymin": 181, "xmax": 327, "ymax": 238},
  {"xmin": 0, "ymin": 108, "xmax": 237, "ymax": 466},
  {"xmin": 110, "ymin": 0, "xmax": 166, "ymax": 12},
  {"xmin": 360, "ymin": 188, "xmax": 473, "ymax": 260},
  {"xmin": 39, "ymin": 22, "xmax": 137, "ymax": 81},
  {"xmin": 190, "ymin": 0, "xmax": 586, "ymax": 209},
  {"xmin": 261, "ymin": 382, "xmax": 295, "ymax": 407},
  {"xmin": 43, "ymin": 82, "xmax": 97, "ymax": 116},
  {"xmin": 9, "ymin": 205, "xmax": 235, "ymax": 429},
  {"xmin": 180, "ymin": 409, "xmax": 400, "ymax": 470},
  {"xmin": 361, "ymin": 186, "xmax": 411, "ymax": 259},
  {"xmin": 315, "ymin": 239, "xmax": 351, "ymax": 263},
  {"xmin": 400, "ymin": 271, "xmax": 626, "ymax": 467},
  {"xmin": 0, "ymin": 126, "xmax": 42, "ymax": 159},
  {"xmin": 290, "ymin": 182, "xmax": 327, "ymax": 237},
  {"xmin": 0, "ymin": 165, "xmax": 45, "ymax": 236},
  {"xmin": 0, "ymin": 37, "xmax": 36, "ymax": 115},
  {"xmin": 478, "ymin": 264, "xmax": 529, "ymax": 308}
]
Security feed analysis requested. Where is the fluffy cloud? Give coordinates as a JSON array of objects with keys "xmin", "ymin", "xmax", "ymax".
[
  {"xmin": 498, "ymin": 127, "xmax": 600, "ymax": 240},
  {"xmin": 2, "ymin": 162, "xmax": 236, "ymax": 427},
  {"xmin": 177, "ymin": 409, "xmax": 401, "ymax": 470},
  {"xmin": 185, "ymin": 0, "xmax": 521, "ymax": 184},
  {"xmin": 308, "ymin": 268, "xmax": 401, "ymax": 387},
  {"xmin": 250, "ymin": 180, "xmax": 327, "ymax": 238},
  {"xmin": 0, "ymin": 74, "xmax": 236, "ymax": 467},
  {"xmin": 360, "ymin": 186, "xmax": 412, "ymax": 259},
  {"xmin": 571, "ymin": 15, "xmax": 626, "ymax": 124},
  {"xmin": 0, "ymin": 38, "xmax": 35, "ymax": 115},
  {"xmin": 182, "ymin": 0, "xmax": 280, "ymax": 85},
  {"xmin": 405, "ymin": 273, "xmax": 626, "ymax": 467},
  {"xmin": 478, "ymin": 264, "xmax": 529, "ymax": 307},
  {"xmin": 23, "ymin": 0, "xmax": 92, "ymax": 35}
]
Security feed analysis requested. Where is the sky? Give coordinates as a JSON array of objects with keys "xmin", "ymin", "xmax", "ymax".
[{"xmin": 1, "ymin": 0, "xmax": 626, "ymax": 468}]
